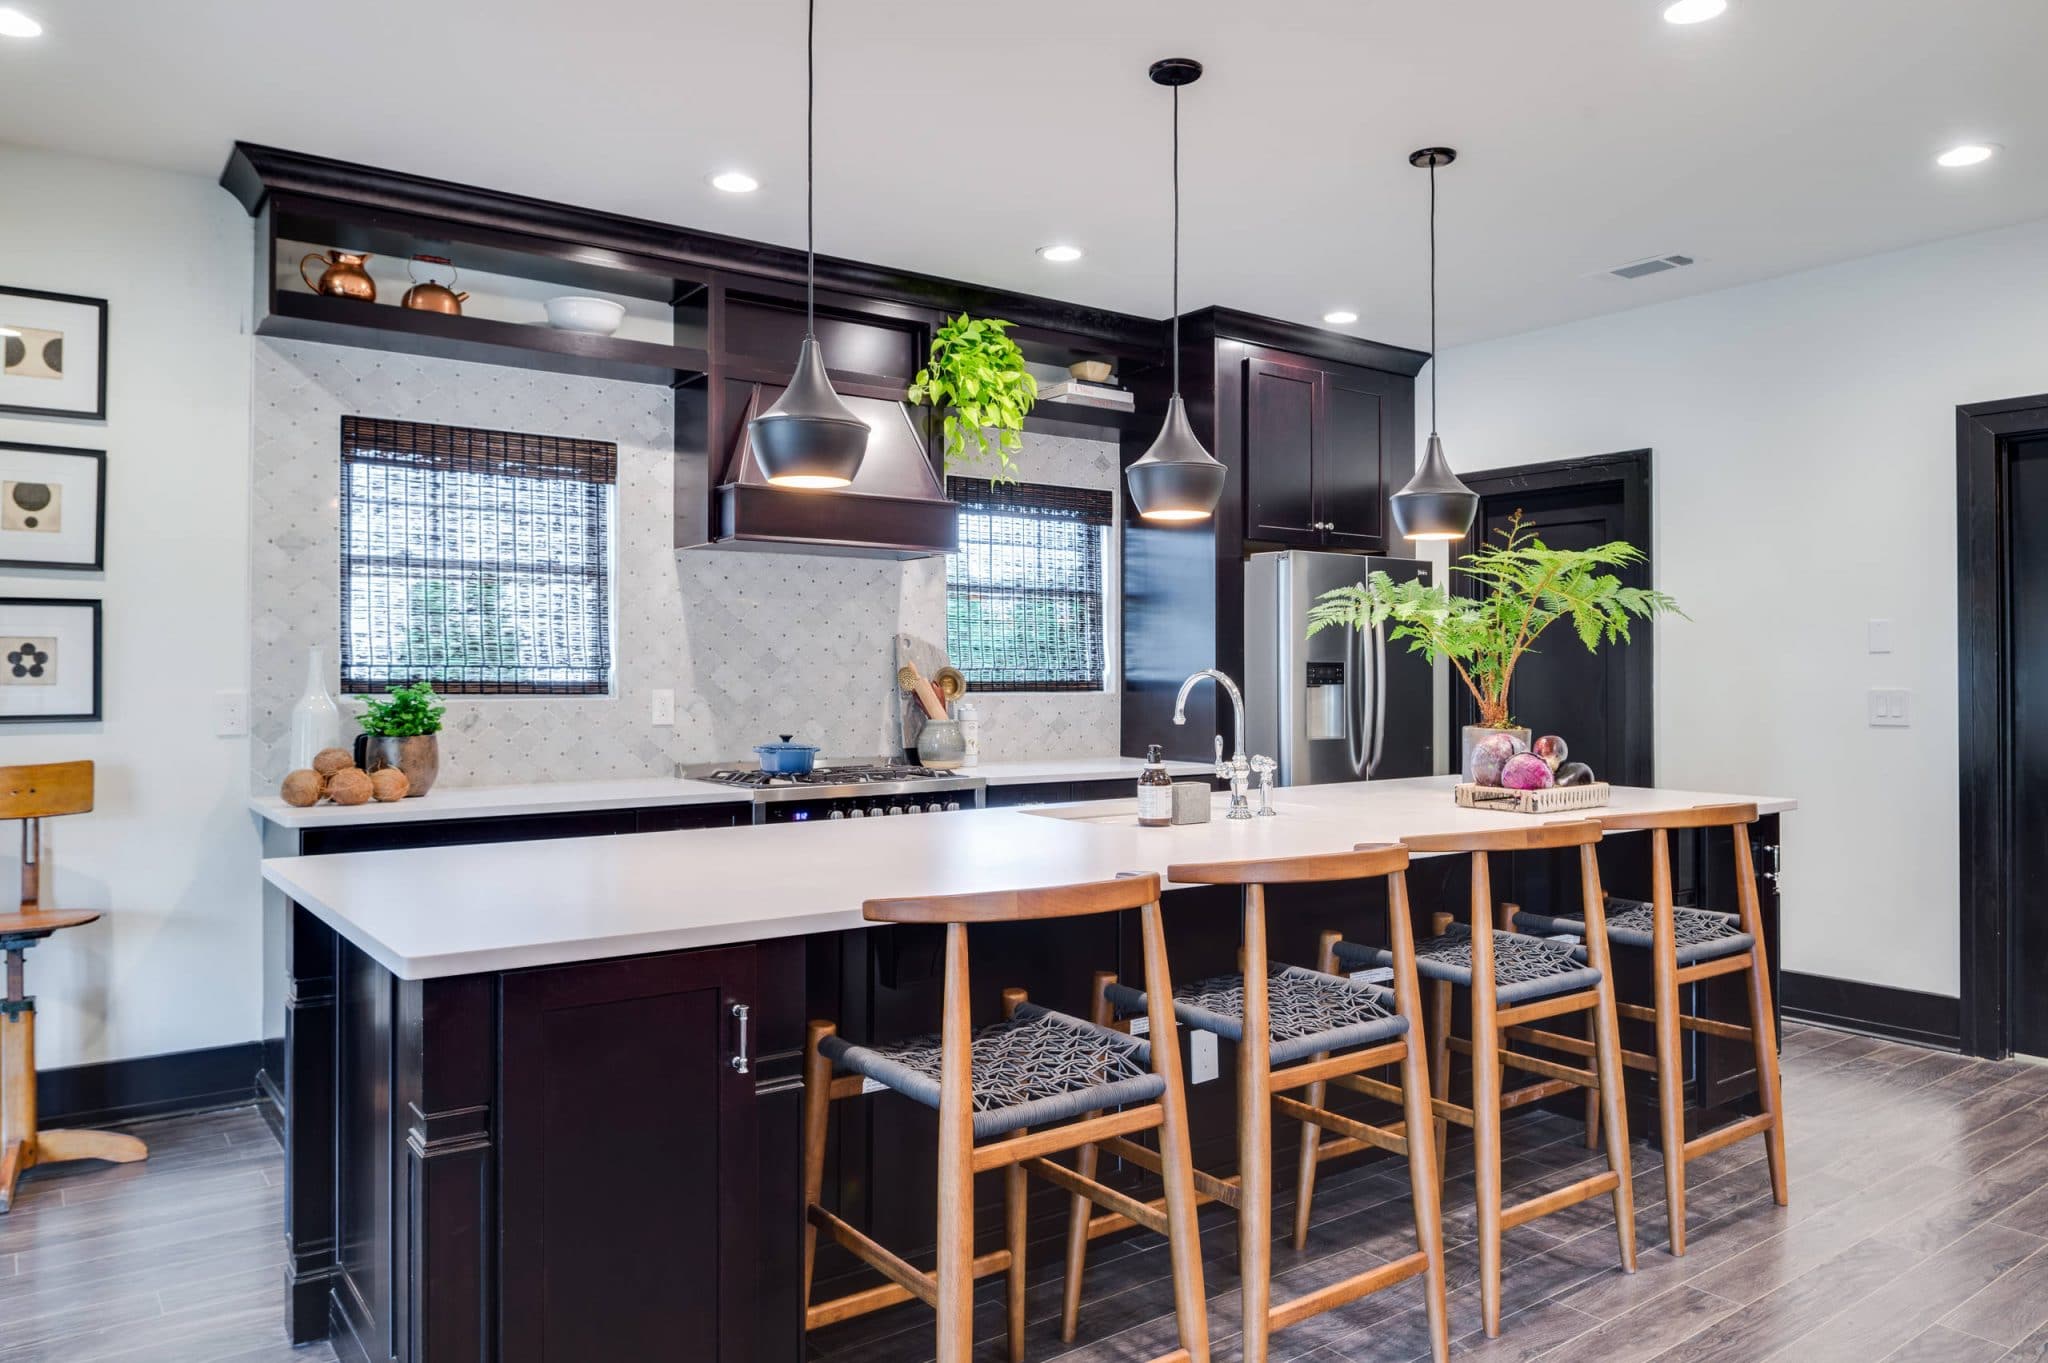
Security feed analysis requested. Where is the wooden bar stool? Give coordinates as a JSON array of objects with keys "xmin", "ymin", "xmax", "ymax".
[
  {"xmin": 1514, "ymin": 803, "xmax": 1787, "ymax": 1255},
  {"xmin": 2, "ymin": 762, "xmax": 148, "ymax": 1212},
  {"xmin": 799, "ymin": 873, "xmax": 1209, "ymax": 1363},
  {"xmin": 1325, "ymin": 820, "xmax": 1635, "ymax": 1338},
  {"xmin": 1065, "ymin": 847, "xmax": 1450, "ymax": 1363}
]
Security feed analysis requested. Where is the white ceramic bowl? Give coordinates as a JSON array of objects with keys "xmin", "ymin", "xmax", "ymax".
[{"xmin": 544, "ymin": 296, "xmax": 626, "ymax": 336}]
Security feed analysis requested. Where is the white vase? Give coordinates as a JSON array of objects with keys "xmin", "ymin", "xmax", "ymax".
[{"xmin": 287, "ymin": 645, "xmax": 343, "ymax": 771}]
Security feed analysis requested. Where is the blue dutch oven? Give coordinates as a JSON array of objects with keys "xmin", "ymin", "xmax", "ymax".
[{"xmin": 754, "ymin": 735, "xmax": 821, "ymax": 775}]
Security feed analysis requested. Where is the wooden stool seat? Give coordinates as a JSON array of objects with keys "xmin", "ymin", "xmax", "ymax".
[
  {"xmin": 1340, "ymin": 924, "xmax": 1602, "ymax": 1004},
  {"xmin": 1103, "ymin": 963, "xmax": 1409, "ymax": 1063},
  {"xmin": 3, "ymin": 761, "xmax": 149, "ymax": 1214}
]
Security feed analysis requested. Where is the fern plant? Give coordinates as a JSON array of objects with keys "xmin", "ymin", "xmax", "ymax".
[
  {"xmin": 1306, "ymin": 512, "xmax": 1682, "ymax": 730},
  {"xmin": 906, "ymin": 313, "xmax": 1037, "ymax": 478}
]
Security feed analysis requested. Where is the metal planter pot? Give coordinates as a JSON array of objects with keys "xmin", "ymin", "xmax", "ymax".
[{"xmin": 358, "ymin": 733, "xmax": 440, "ymax": 798}]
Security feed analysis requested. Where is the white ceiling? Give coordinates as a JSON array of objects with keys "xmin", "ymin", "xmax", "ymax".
[{"xmin": 3, "ymin": 0, "xmax": 2045, "ymax": 348}]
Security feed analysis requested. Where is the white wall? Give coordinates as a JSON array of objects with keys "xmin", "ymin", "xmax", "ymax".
[
  {"xmin": 1429, "ymin": 216, "xmax": 2048, "ymax": 998},
  {"xmin": 0, "ymin": 146, "xmax": 257, "ymax": 1070}
]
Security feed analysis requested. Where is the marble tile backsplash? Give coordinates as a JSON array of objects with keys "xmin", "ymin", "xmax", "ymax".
[{"xmin": 248, "ymin": 338, "xmax": 1123, "ymax": 790}]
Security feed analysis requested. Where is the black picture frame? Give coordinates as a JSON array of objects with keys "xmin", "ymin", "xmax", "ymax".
[
  {"xmin": 0, "ymin": 286, "xmax": 109, "ymax": 421},
  {"xmin": 0, "ymin": 441, "xmax": 106, "ymax": 571},
  {"xmin": 0, "ymin": 596, "xmax": 102, "ymax": 724}
]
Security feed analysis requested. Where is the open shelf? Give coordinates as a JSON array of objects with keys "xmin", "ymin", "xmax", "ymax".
[
  {"xmin": 260, "ymin": 292, "xmax": 709, "ymax": 387},
  {"xmin": 1025, "ymin": 397, "xmax": 1146, "ymax": 434}
]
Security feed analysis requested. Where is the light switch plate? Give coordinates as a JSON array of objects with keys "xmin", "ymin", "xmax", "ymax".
[
  {"xmin": 1868, "ymin": 687, "xmax": 1911, "ymax": 727},
  {"xmin": 1867, "ymin": 619, "xmax": 1894, "ymax": 654},
  {"xmin": 650, "ymin": 688, "xmax": 676, "ymax": 726},
  {"xmin": 214, "ymin": 690, "xmax": 249, "ymax": 737},
  {"xmin": 1190, "ymin": 1029, "xmax": 1219, "ymax": 1084}
]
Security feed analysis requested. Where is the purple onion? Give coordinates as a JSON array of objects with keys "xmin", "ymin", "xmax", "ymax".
[{"xmin": 1501, "ymin": 753, "xmax": 1556, "ymax": 791}]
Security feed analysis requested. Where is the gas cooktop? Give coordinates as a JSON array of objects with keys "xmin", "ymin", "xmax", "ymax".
[
  {"xmin": 695, "ymin": 761, "xmax": 987, "ymax": 820},
  {"xmin": 703, "ymin": 763, "xmax": 961, "ymax": 790}
]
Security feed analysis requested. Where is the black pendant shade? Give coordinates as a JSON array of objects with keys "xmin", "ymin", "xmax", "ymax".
[
  {"xmin": 1389, "ymin": 145, "xmax": 1478, "ymax": 542},
  {"xmin": 1128, "ymin": 395, "xmax": 1228, "ymax": 521},
  {"xmin": 750, "ymin": 338, "xmax": 869, "ymax": 488},
  {"xmin": 1127, "ymin": 56, "xmax": 1227, "ymax": 524},
  {"xmin": 746, "ymin": 0, "xmax": 869, "ymax": 490}
]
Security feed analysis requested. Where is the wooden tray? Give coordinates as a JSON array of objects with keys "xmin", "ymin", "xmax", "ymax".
[{"xmin": 1455, "ymin": 781, "xmax": 1611, "ymax": 814}]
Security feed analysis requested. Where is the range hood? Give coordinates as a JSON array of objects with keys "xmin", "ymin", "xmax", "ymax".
[{"xmin": 712, "ymin": 386, "xmax": 959, "ymax": 559}]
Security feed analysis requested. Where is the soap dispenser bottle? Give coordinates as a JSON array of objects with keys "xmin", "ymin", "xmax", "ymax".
[{"xmin": 1137, "ymin": 744, "xmax": 1173, "ymax": 827}]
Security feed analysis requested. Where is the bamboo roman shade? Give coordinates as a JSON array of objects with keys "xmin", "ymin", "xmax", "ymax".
[
  {"xmin": 339, "ymin": 416, "xmax": 616, "ymax": 695},
  {"xmin": 945, "ymin": 477, "xmax": 1112, "ymax": 692}
]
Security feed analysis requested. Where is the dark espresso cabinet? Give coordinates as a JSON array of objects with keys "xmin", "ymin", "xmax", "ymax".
[{"xmin": 1242, "ymin": 352, "xmax": 1398, "ymax": 551}]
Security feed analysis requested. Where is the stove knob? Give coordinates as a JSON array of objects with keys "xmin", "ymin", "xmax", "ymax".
[
  {"xmin": 926, "ymin": 802, "xmax": 943, "ymax": 813},
  {"xmin": 887, "ymin": 805, "xmax": 905, "ymax": 815},
  {"xmin": 946, "ymin": 801, "xmax": 961, "ymax": 812},
  {"xmin": 829, "ymin": 809, "xmax": 844, "ymax": 820},
  {"xmin": 848, "ymin": 808, "xmax": 865, "ymax": 818}
]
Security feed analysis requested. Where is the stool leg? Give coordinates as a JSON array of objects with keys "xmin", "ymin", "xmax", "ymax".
[
  {"xmin": 1000, "ymin": 990, "xmax": 1030, "ymax": 1363},
  {"xmin": 1733, "ymin": 833, "xmax": 1790, "ymax": 1206},
  {"xmin": 1238, "ymin": 886, "xmax": 1274, "ymax": 1363},
  {"xmin": 1579, "ymin": 848, "xmax": 1637, "ymax": 1274},
  {"xmin": 1292, "ymin": 930, "xmax": 1342, "ymax": 1251},
  {"xmin": 1467, "ymin": 859, "xmax": 1506, "ymax": 1338},
  {"xmin": 1649, "ymin": 833, "xmax": 1689, "ymax": 1256},
  {"xmin": 1141, "ymin": 899, "xmax": 1211, "ymax": 1363},
  {"xmin": 1429, "ymin": 977, "xmax": 1451, "ymax": 1181},
  {"xmin": 1584, "ymin": 1007, "xmax": 1603, "ymax": 1150},
  {"xmin": 1, "ymin": 985, "xmax": 36, "ymax": 1214},
  {"xmin": 935, "ymin": 924, "xmax": 976, "ymax": 1363},
  {"xmin": 1061, "ymin": 972, "xmax": 1118, "ymax": 1343},
  {"xmin": 799, "ymin": 1021, "xmax": 835, "ymax": 1316},
  {"xmin": 1389, "ymin": 872, "xmax": 1450, "ymax": 1363}
]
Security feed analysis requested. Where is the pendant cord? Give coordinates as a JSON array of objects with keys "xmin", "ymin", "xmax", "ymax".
[
  {"xmin": 1170, "ymin": 84, "xmax": 1182, "ymax": 398},
  {"xmin": 805, "ymin": 0, "xmax": 816, "ymax": 338},
  {"xmin": 1428, "ymin": 157, "xmax": 1438, "ymax": 436}
]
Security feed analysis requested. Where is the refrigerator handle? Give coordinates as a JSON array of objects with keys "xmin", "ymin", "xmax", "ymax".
[
  {"xmin": 1345, "ymin": 622, "xmax": 1369, "ymax": 778},
  {"xmin": 1368, "ymin": 618, "xmax": 1389, "ymax": 777}
]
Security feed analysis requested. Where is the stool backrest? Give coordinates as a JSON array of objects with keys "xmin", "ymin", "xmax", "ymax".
[
  {"xmin": 1166, "ymin": 844, "xmax": 1409, "ymax": 887},
  {"xmin": 1598, "ymin": 802, "xmax": 1758, "ymax": 832},
  {"xmin": 0, "ymin": 762, "xmax": 93, "ymax": 821},
  {"xmin": 864, "ymin": 873, "xmax": 1162, "ymax": 924},
  {"xmin": 1403, "ymin": 818, "xmax": 1604, "ymax": 855}
]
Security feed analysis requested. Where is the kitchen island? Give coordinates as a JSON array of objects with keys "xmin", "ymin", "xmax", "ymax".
[{"xmin": 261, "ymin": 776, "xmax": 1791, "ymax": 1363}]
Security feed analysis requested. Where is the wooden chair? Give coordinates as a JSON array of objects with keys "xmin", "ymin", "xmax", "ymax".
[
  {"xmin": 1323, "ymin": 820, "xmax": 1636, "ymax": 1338},
  {"xmin": 2, "ymin": 762, "xmax": 148, "ymax": 1212},
  {"xmin": 1063, "ymin": 847, "xmax": 1450, "ymax": 1363},
  {"xmin": 1513, "ymin": 803, "xmax": 1787, "ymax": 1254},
  {"xmin": 800, "ymin": 873, "xmax": 1209, "ymax": 1363}
]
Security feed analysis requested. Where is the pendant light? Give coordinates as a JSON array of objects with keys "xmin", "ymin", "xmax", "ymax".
[
  {"xmin": 747, "ymin": 0, "xmax": 869, "ymax": 489},
  {"xmin": 1125, "ymin": 57, "xmax": 1227, "ymax": 523},
  {"xmin": 1389, "ymin": 147, "xmax": 1479, "ymax": 542}
]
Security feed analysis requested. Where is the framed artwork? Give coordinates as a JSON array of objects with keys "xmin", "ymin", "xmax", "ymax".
[
  {"xmin": 0, "ymin": 287, "xmax": 108, "ymax": 420},
  {"xmin": 0, "ymin": 442, "xmax": 105, "ymax": 571},
  {"xmin": 0, "ymin": 597, "xmax": 102, "ymax": 724}
]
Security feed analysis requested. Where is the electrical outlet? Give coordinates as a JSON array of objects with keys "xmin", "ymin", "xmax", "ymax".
[
  {"xmin": 214, "ymin": 690, "xmax": 249, "ymax": 737},
  {"xmin": 1126, "ymin": 1015, "xmax": 1150, "ymax": 1036},
  {"xmin": 1190, "ymin": 1029, "xmax": 1219, "ymax": 1084},
  {"xmin": 1868, "ymin": 687, "xmax": 1911, "ymax": 727},
  {"xmin": 650, "ymin": 688, "xmax": 676, "ymax": 726}
]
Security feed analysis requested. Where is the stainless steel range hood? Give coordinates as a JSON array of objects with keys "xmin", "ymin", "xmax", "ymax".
[{"xmin": 708, "ymin": 385, "xmax": 959, "ymax": 559}]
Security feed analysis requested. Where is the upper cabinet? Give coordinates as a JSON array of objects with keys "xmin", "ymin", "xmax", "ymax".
[{"xmin": 1241, "ymin": 348, "xmax": 1403, "ymax": 551}]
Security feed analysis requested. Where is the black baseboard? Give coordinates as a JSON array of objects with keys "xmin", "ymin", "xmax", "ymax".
[
  {"xmin": 1781, "ymin": 971, "xmax": 1960, "ymax": 1050},
  {"xmin": 36, "ymin": 1041, "xmax": 265, "ymax": 1128}
]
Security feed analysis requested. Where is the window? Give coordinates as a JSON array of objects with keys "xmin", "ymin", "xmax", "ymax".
[
  {"xmin": 945, "ymin": 477, "xmax": 1113, "ymax": 691},
  {"xmin": 339, "ymin": 416, "xmax": 615, "ymax": 695}
]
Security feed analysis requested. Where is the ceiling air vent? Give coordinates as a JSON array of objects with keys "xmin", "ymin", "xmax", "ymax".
[{"xmin": 1607, "ymin": 254, "xmax": 1695, "ymax": 280}]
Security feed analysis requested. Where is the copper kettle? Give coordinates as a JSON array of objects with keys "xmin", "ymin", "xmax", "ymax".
[
  {"xmin": 401, "ymin": 256, "xmax": 469, "ymax": 315},
  {"xmin": 300, "ymin": 250, "xmax": 376, "ymax": 302}
]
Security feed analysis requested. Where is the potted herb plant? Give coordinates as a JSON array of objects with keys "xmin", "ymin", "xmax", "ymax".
[
  {"xmin": 1306, "ymin": 512, "xmax": 1682, "ymax": 780},
  {"xmin": 354, "ymin": 681, "xmax": 446, "ymax": 797},
  {"xmin": 906, "ymin": 313, "xmax": 1037, "ymax": 480}
]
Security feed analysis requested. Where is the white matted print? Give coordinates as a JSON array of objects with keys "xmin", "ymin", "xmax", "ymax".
[
  {"xmin": 0, "ymin": 597, "xmax": 101, "ymax": 723},
  {"xmin": 0, "ymin": 443, "xmax": 105, "ymax": 570},
  {"xmin": 0, "ymin": 287, "xmax": 108, "ymax": 420}
]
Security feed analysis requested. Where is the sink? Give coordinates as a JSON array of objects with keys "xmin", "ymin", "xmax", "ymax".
[{"xmin": 1024, "ymin": 798, "xmax": 1314, "ymax": 825}]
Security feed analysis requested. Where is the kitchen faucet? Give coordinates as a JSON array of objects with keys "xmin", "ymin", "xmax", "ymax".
[{"xmin": 1173, "ymin": 669, "xmax": 1271, "ymax": 819}]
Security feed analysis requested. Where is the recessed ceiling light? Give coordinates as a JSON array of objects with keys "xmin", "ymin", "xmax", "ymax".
[
  {"xmin": 1662, "ymin": 0, "xmax": 1726, "ymax": 23},
  {"xmin": 1037, "ymin": 244, "xmax": 1084, "ymax": 263},
  {"xmin": 0, "ymin": 7, "xmax": 43, "ymax": 37},
  {"xmin": 710, "ymin": 170, "xmax": 760, "ymax": 193},
  {"xmin": 1322, "ymin": 310, "xmax": 1359, "ymax": 325},
  {"xmin": 1936, "ymin": 143, "xmax": 1999, "ymax": 169}
]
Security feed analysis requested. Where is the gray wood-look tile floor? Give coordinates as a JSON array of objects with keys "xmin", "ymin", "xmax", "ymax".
[
  {"xmin": 2, "ymin": 1025, "xmax": 2043, "ymax": 1362},
  {"xmin": 809, "ymin": 1024, "xmax": 2048, "ymax": 1363}
]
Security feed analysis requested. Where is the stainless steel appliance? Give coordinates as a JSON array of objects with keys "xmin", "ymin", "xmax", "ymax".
[
  {"xmin": 1244, "ymin": 551, "xmax": 1435, "ymax": 786},
  {"xmin": 696, "ymin": 762, "xmax": 986, "ymax": 823}
]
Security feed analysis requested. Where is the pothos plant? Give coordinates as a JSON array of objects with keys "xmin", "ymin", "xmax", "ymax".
[
  {"xmin": 905, "ymin": 313, "xmax": 1037, "ymax": 479},
  {"xmin": 355, "ymin": 681, "xmax": 446, "ymax": 738},
  {"xmin": 1305, "ymin": 512, "xmax": 1683, "ymax": 731}
]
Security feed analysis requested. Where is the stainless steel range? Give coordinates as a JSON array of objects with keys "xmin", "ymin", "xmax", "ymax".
[{"xmin": 695, "ymin": 762, "xmax": 987, "ymax": 824}]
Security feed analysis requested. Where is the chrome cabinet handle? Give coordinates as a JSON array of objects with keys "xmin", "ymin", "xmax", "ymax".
[
  {"xmin": 730, "ymin": 1001, "xmax": 752, "ymax": 1074},
  {"xmin": 1758, "ymin": 841, "xmax": 1782, "ymax": 892}
]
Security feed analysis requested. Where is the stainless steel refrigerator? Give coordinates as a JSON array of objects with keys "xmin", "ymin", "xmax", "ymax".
[{"xmin": 1244, "ymin": 551, "xmax": 1435, "ymax": 786}]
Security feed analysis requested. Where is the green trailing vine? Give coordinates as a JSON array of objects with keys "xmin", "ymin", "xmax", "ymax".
[{"xmin": 906, "ymin": 313, "xmax": 1037, "ymax": 478}]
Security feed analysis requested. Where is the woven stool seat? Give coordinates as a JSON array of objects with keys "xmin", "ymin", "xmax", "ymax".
[
  {"xmin": 1336, "ymin": 924, "xmax": 1601, "ymax": 1005},
  {"xmin": 1106, "ymin": 965, "xmax": 1408, "ymax": 1065},
  {"xmin": 819, "ymin": 1002, "xmax": 1164, "ymax": 1141},
  {"xmin": 1514, "ymin": 900, "xmax": 1755, "ymax": 966}
]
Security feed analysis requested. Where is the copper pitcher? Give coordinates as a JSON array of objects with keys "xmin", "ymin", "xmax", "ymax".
[
  {"xmin": 300, "ymin": 250, "xmax": 376, "ymax": 302},
  {"xmin": 401, "ymin": 256, "xmax": 469, "ymax": 315}
]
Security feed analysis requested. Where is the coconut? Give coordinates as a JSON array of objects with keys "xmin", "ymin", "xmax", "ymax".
[
  {"xmin": 369, "ymin": 768, "xmax": 410, "ymax": 802},
  {"xmin": 326, "ymin": 767, "xmax": 374, "ymax": 806},
  {"xmin": 280, "ymin": 769, "xmax": 325, "ymax": 807},
  {"xmin": 312, "ymin": 747, "xmax": 356, "ymax": 778}
]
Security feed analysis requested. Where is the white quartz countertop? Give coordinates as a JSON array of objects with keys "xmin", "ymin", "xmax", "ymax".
[
  {"xmin": 262, "ymin": 777, "xmax": 1794, "ymax": 981},
  {"xmin": 247, "ymin": 756, "xmax": 1212, "ymax": 829}
]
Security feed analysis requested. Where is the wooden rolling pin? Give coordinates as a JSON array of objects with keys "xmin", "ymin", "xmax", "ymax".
[{"xmin": 897, "ymin": 662, "xmax": 949, "ymax": 721}]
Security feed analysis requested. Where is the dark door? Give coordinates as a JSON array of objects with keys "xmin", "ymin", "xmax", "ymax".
[
  {"xmin": 2008, "ymin": 436, "xmax": 2048, "ymax": 1056},
  {"xmin": 1449, "ymin": 452, "xmax": 1655, "ymax": 788},
  {"xmin": 1318, "ymin": 370, "xmax": 1394, "ymax": 551},
  {"xmin": 500, "ymin": 945, "xmax": 758, "ymax": 1363},
  {"xmin": 1243, "ymin": 357, "xmax": 1320, "ymax": 543}
]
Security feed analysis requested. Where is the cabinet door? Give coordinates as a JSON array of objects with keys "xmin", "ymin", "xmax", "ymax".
[
  {"xmin": 500, "ymin": 945, "xmax": 758, "ymax": 1363},
  {"xmin": 1242, "ymin": 357, "xmax": 1322, "ymax": 544},
  {"xmin": 1317, "ymin": 373, "xmax": 1389, "ymax": 551}
]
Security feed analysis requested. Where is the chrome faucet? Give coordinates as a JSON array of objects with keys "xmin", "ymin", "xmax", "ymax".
[{"xmin": 1173, "ymin": 669, "xmax": 1257, "ymax": 820}]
